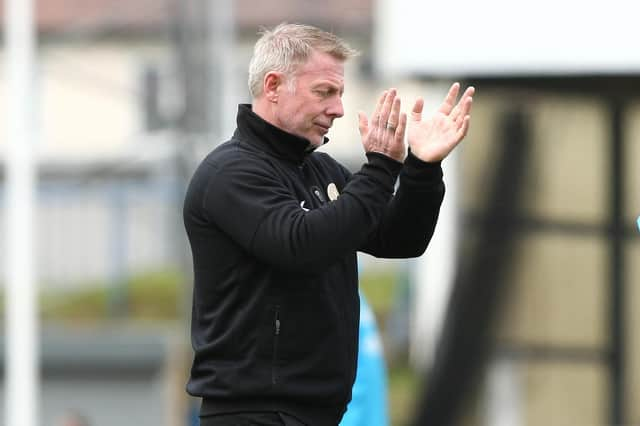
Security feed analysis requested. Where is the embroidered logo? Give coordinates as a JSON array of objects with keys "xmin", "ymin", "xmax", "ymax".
[{"xmin": 327, "ymin": 183, "xmax": 340, "ymax": 201}]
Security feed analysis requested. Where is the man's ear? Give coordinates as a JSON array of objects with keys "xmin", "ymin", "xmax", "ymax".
[{"xmin": 263, "ymin": 72, "xmax": 282, "ymax": 103}]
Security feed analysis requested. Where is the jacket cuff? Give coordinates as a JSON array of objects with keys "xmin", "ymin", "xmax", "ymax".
[
  {"xmin": 402, "ymin": 150, "xmax": 443, "ymax": 184},
  {"xmin": 363, "ymin": 152, "xmax": 403, "ymax": 188}
]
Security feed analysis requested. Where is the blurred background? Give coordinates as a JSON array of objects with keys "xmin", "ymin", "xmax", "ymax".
[{"xmin": 1, "ymin": 0, "xmax": 639, "ymax": 425}]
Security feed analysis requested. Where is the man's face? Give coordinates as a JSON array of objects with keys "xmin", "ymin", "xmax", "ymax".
[{"xmin": 273, "ymin": 51, "xmax": 345, "ymax": 147}]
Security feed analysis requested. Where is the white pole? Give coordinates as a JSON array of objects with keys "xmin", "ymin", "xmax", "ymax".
[
  {"xmin": 4, "ymin": 0, "xmax": 38, "ymax": 424},
  {"xmin": 486, "ymin": 358, "xmax": 523, "ymax": 426},
  {"xmin": 209, "ymin": 0, "xmax": 236, "ymax": 140}
]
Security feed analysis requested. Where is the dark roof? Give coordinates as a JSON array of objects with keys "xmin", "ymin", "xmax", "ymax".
[
  {"xmin": 0, "ymin": 0, "xmax": 372, "ymax": 36},
  {"xmin": 0, "ymin": 0, "xmax": 169, "ymax": 34},
  {"xmin": 236, "ymin": 0, "xmax": 372, "ymax": 33}
]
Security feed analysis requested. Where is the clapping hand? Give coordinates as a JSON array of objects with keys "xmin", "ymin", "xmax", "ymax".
[
  {"xmin": 358, "ymin": 89, "xmax": 407, "ymax": 163},
  {"xmin": 408, "ymin": 83, "xmax": 474, "ymax": 163}
]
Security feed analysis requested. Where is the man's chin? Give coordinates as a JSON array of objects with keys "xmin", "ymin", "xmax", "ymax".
[{"xmin": 307, "ymin": 135, "xmax": 325, "ymax": 148}]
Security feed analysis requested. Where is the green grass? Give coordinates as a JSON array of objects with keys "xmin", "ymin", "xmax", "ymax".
[
  {"xmin": 359, "ymin": 267, "xmax": 403, "ymax": 319},
  {"xmin": 39, "ymin": 269, "xmax": 185, "ymax": 322},
  {"xmin": 388, "ymin": 365, "xmax": 422, "ymax": 426}
]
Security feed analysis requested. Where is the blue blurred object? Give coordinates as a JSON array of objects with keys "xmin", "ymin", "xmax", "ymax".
[
  {"xmin": 637, "ymin": 216, "xmax": 640, "ymax": 232},
  {"xmin": 340, "ymin": 294, "xmax": 389, "ymax": 426},
  {"xmin": 189, "ymin": 401, "xmax": 199, "ymax": 426}
]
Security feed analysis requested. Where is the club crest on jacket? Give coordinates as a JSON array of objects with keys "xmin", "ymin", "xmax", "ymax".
[{"xmin": 327, "ymin": 183, "xmax": 339, "ymax": 201}]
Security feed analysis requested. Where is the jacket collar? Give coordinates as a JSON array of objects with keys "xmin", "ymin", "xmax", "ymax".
[{"xmin": 234, "ymin": 104, "xmax": 328, "ymax": 164}]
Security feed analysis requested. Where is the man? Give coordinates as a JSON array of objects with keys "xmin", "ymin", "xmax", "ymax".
[{"xmin": 183, "ymin": 23, "xmax": 473, "ymax": 426}]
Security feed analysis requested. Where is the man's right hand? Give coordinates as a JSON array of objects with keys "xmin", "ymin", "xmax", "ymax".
[{"xmin": 358, "ymin": 89, "xmax": 407, "ymax": 163}]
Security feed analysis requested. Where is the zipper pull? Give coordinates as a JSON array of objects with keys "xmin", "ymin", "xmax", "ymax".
[
  {"xmin": 275, "ymin": 312, "xmax": 281, "ymax": 335},
  {"xmin": 311, "ymin": 186, "xmax": 326, "ymax": 203}
]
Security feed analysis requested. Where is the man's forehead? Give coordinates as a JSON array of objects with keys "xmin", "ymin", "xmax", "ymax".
[
  {"xmin": 305, "ymin": 70, "xmax": 345, "ymax": 85},
  {"xmin": 297, "ymin": 51, "xmax": 345, "ymax": 76}
]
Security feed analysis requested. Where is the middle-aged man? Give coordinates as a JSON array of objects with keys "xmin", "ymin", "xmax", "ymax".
[{"xmin": 183, "ymin": 23, "xmax": 474, "ymax": 426}]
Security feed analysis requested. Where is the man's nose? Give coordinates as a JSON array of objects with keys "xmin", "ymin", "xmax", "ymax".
[{"xmin": 327, "ymin": 97, "xmax": 344, "ymax": 118}]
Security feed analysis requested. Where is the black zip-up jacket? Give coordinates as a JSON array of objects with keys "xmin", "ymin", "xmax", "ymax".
[{"xmin": 183, "ymin": 104, "xmax": 445, "ymax": 425}]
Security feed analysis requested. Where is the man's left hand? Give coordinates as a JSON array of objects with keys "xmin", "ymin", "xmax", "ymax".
[{"xmin": 407, "ymin": 83, "xmax": 475, "ymax": 163}]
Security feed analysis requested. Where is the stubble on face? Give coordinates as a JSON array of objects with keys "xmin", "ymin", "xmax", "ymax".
[{"xmin": 274, "ymin": 52, "xmax": 346, "ymax": 147}]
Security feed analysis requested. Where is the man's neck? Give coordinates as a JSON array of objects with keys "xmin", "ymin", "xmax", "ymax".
[{"xmin": 251, "ymin": 97, "xmax": 275, "ymax": 128}]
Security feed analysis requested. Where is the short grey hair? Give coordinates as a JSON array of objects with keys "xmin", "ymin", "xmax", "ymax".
[{"xmin": 248, "ymin": 23, "xmax": 359, "ymax": 98}]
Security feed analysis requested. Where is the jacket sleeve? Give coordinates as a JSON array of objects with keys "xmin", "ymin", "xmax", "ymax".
[
  {"xmin": 359, "ymin": 151, "xmax": 445, "ymax": 258},
  {"xmin": 200, "ymin": 153, "xmax": 402, "ymax": 273}
]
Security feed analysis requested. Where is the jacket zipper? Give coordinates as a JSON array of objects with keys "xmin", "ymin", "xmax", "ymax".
[{"xmin": 272, "ymin": 307, "xmax": 281, "ymax": 385}]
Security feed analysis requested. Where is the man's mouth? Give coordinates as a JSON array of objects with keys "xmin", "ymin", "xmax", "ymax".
[{"xmin": 315, "ymin": 123, "xmax": 331, "ymax": 133}]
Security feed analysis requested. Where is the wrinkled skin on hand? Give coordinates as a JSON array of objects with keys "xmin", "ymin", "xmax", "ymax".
[
  {"xmin": 358, "ymin": 89, "xmax": 407, "ymax": 162},
  {"xmin": 358, "ymin": 83, "xmax": 475, "ymax": 164}
]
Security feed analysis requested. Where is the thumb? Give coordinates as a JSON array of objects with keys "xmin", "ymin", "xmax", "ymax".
[
  {"xmin": 411, "ymin": 97, "xmax": 424, "ymax": 122},
  {"xmin": 357, "ymin": 111, "xmax": 369, "ymax": 137}
]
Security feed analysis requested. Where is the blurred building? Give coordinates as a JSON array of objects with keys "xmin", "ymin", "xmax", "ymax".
[
  {"xmin": 0, "ymin": 1, "xmax": 383, "ymax": 425},
  {"xmin": 0, "ymin": 0, "xmax": 182, "ymax": 288},
  {"xmin": 375, "ymin": 1, "xmax": 640, "ymax": 425},
  {"xmin": 0, "ymin": 0, "xmax": 378, "ymax": 289}
]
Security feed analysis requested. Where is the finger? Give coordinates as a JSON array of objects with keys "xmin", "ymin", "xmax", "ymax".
[
  {"xmin": 451, "ymin": 99, "xmax": 470, "ymax": 127},
  {"xmin": 456, "ymin": 115, "xmax": 471, "ymax": 140},
  {"xmin": 437, "ymin": 82, "xmax": 461, "ymax": 115},
  {"xmin": 411, "ymin": 97, "xmax": 424, "ymax": 122},
  {"xmin": 459, "ymin": 96, "xmax": 473, "ymax": 124},
  {"xmin": 458, "ymin": 86, "xmax": 475, "ymax": 114},
  {"xmin": 372, "ymin": 90, "xmax": 388, "ymax": 128},
  {"xmin": 380, "ymin": 88, "xmax": 397, "ymax": 128},
  {"xmin": 463, "ymin": 86, "xmax": 476, "ymax": 98},
  {"xmin": 394, "ymin": 112, "xmax": 408, "ymax": 143},
  {"xmin": 357, "ymin": 111, "xmax": 369, "ymax": 137},
  {"xmin": 450, "ymin": 87, "xmax": 475, "ymax": 122},
  {"xmin": 387, "ymin": 97, "xmax": 401, "ymax": 129}
]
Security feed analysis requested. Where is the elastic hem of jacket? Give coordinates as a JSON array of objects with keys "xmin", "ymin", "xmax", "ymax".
[
  {"xmin": 200, "ymin": 398, "xmax": 344, "ymax": 426},
  {"xmin": 396, "ymin": 151, "xmax": 445, "ymax": 197},
  {"xmin": 404, "ymin": 150, "xmax": 443, "ymax": 180},
  {"xmin": 363, "ymin": 152, "xmax": 403, "ymax": 187}
]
